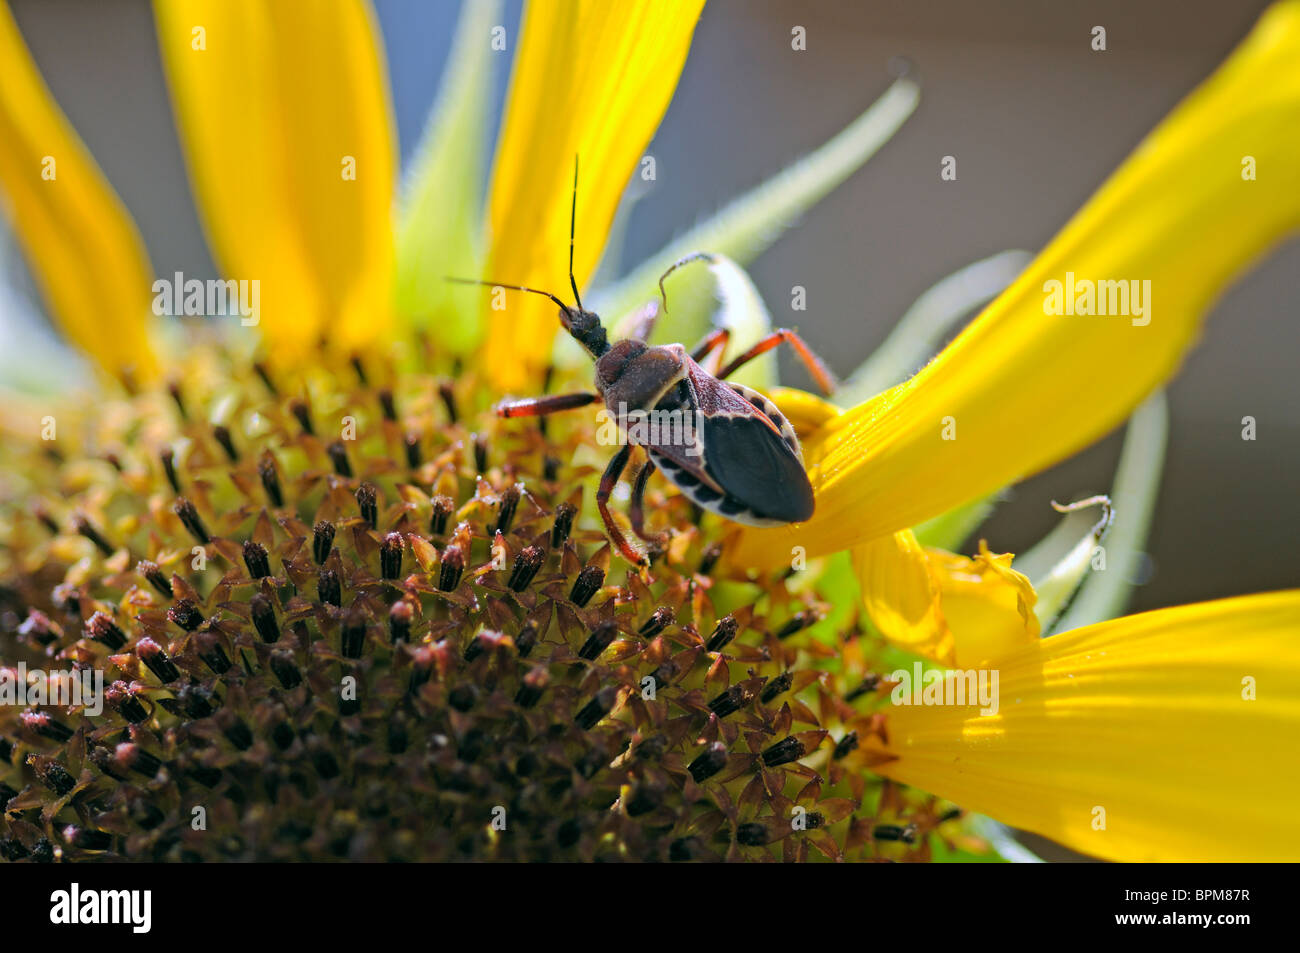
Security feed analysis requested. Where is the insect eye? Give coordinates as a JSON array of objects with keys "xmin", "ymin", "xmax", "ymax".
[{"xmin": 567, "ymin": 310, "xmax": 609, "ymax": 358}]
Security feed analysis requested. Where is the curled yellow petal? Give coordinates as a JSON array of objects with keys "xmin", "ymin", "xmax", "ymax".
[
  {"xmin": 482, "ymin": 0, "xmax": 706, "ymax": 391},
  {"xmin": 154, "ymin": 0, "xmax": 395, "ymax": 361},
  {"xmin": 928, "ymin": 542, "xmax": 1040, "ymax": 665},
  {"xmin": 854, "ymin": 530, "xmax": 952, "ymax": 665},
  {"xmin": 732, "ymin": 0, "xmax": 1300, "ymax": 567},
  {"xmin": 0, "ymin": 2, "xmax": 158, "ymax": 381},
  {"xmin": 870, "ymin": 590, "xmax": 1300, "ymax": 862},
  {"xmin": 854, "ymin": 535, "xmax": 1038, "ymax": 667}
]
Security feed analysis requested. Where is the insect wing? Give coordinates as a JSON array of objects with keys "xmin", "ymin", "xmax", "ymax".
[
  {"xmin": 687, "ymin": 363, "xmax": 815, "ymax": 523},
  {"xmin": 699, "ymin": 413, "xmax": 814, "ymax": 522}
]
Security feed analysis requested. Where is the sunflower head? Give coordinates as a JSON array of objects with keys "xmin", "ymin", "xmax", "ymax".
[{"xmin": 0, "ymin": 344, "xmax": 967, "ymax": 862}]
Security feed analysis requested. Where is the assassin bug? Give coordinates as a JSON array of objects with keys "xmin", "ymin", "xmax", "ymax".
[{"xmin": 450, "ymin": 158, "xmax": 837, "ymax": 567}]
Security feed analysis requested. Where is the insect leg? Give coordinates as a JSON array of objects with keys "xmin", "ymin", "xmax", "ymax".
[
  {"xmin": 716, "ymin": 328, "xmax": 838, "ymax": 396},
  {"xmin": 596, "ymin": 444, "xmax": 647, "ymax": 566},
  {"xmin": 495, "ymin": 392, "xmax": 599, "ymax": 418},
  {"xmin": 689, "ymin": 327, "xmax": 731, "ymax": 373},
  {"xmin": 628, "ymin": 457, "xmax": 668, "ymax": 546}
]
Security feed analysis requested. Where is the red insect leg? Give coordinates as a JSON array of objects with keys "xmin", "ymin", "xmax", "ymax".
[
  {"xmin": 596, "ymin": 444, "xmax": 648, "ymax": 567},
  {"xmin": 496, "ymin": 392, "xmax": 598, "ymax": 418},
  {"xmin": 716, "ymin": 328, "xmax": 838, "ymax": 395}
]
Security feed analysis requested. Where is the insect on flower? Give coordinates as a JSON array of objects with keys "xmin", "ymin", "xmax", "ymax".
[{"xmin": 451, "ymin": 159, "xmax": 838, "ymax": 567}]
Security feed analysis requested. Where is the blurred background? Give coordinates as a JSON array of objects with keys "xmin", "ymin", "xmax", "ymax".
[{"xmin": 6, "ymin": 0, "xmax": 1296, "ymax": 624}]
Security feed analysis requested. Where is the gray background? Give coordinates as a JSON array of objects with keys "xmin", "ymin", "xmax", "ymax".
[{"xmin": 8, "ymin": 0, "xmax": 1297, "ymax": 617}]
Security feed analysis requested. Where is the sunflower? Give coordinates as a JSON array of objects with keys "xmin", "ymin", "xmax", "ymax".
[{"xmin": 0, "ymin": 0, "xmax": 1296, "ymax": 863}]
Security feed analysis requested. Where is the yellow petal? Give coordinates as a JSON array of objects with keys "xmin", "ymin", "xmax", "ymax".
[
  {"xmin": 482, "ymin": 0, "xmax": 706, "ymax": 391},
  {"xmin": 768, "ymin": 386, "xmax": 840, "ymax": 442},
  {"xmin": 154, "ymin": 0, "xmax": 395, "ymax": 360},
  {"xmin": 928, "ymin": 542, "xmax": 1040, "ymax": 665},
  {"xmin": 731, "ymin": 0, "xmax": 1300, "ymax": 567},
  {"xmin": 854, "ymin": 530, "xmax": 952, "ymax": 665},
  {"xmin": 870, "ymin": 590, "xmax": 1300, "ymax": 861},
  {"xmin": 854, "ymin": 535, "xmax": 1038, "ymax": 667},
  {"xmin": 0, "ymin": 2, "xmax": 158, "ymax": 381}
]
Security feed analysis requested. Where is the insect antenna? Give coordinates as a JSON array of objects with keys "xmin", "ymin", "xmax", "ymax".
[
  {"xmin": 657, "ymin": 252, "xmax": 717, "ymax": 312},
  {"xmin": 445, "ymin": 277, "xmax": 571, "ymax": 313},
  {"xmin": 569, "ymin": 154, "xmax": 583, "ymax": 312},
  {"xmin": 446, "ymin": 154, "xmax": 586, "ymax": 317},
  {"xmin": 447, "ymin": 157, "xmax": 612, "ymax": 359}
]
